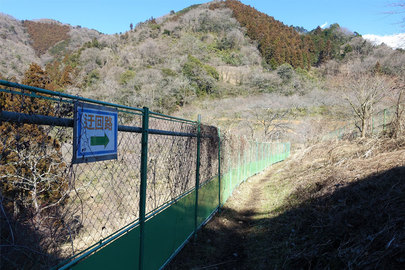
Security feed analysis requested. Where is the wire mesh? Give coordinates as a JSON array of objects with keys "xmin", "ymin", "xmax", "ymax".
[
  {"xmin": 146, "ymin": 115, "xmax": 197, "ymax": 214},
  {"xmin": 1, "ymin": 87, "xmax": 73, "ymax": 269},
  {"xmin": 322, "ymin": 107, "xmax": 397, "ymax": 141},
  {"xmin": 200, "ymin": 125, "xmax": 219, "ymax": 186},
  {"xmin": 0, "ymin": 81, "xmax": 291, "ymax": 270},
  {"xmin": 0, "ymin": 84, "xmax": 145, "ymax": 269}
]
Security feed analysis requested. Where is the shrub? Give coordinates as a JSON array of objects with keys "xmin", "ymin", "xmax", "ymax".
[
  {"xmin": 22, "ymin": 20, "xmax": 70, "ymax": 56},
  {"xmin": 86, "ymin": 69, "xmax": 100, "ymax": 86},
  {"xmin": 220, "ymin": 50, "xmax": 243, "ymax": 66},
  {"xmin": 182, "ymin": 55, "xmax": 219, "ymax": 95},
  {"xmin": 161, "ymin": 68, "xmax": 177, "ymax": 77},
  {"xmin": 119, "ymin": 70, "xmax": 136, "ymax": 85},
  {"xmin": 277, "ymin": 63, "xmax": 294, "ymax": 83},
  {"xmin": 0, "ymin": 64, "xmax": 72, "ymax": 268}
]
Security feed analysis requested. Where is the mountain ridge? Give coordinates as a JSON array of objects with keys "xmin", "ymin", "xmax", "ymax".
[{"xmin": 0, "ymin": 1, "xmax": 403, "ymax": 119}]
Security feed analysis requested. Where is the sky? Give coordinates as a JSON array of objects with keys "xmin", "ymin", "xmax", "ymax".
[{"xmin": 0, "ymin": 0, "xmax": 404, "ymax": 36}]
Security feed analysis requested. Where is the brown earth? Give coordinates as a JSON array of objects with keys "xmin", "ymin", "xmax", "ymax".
[
  {"xmin": 166, "ymin": 169, "xmax": 275, "ymax": 270},
  {"xmin": 167, "ymin": 138, "xmax": 405, "ymax": 270}
]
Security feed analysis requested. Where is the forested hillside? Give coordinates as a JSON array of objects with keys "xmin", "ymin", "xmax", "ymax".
[
  {"xmin": 1, "ymin": 0, "xmax": 404, "ymax": 142},
  {"xmin": 221, "ymin": 0, "xmax": 355, "ymax": 69},
  {"xmin": 0, "ymin": 14, "xmax": 102, "ymax": 80},
  {"xmin": 22, "ymin": 20, "xmax": 70, "ymax": 56}
]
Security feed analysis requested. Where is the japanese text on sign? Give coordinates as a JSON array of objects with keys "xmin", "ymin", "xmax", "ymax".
[
  {"xmin": 83, "ymin": 114, "xmax": 113, "ymax": 131},
  {"xmin": 73, "ymin": 102, "xmax": 118, "ymax": 164}
]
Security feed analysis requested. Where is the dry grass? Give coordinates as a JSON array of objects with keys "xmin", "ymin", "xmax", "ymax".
[
  {"xmin": 264, "ymin": 138, "xmax": 405, "ymax": 269},
  {"xmin": 168, "ymin": 137, "xmax": 405, "ymax": 269}
]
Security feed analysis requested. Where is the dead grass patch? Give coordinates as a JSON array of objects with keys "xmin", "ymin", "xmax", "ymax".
[{"xmin": 167, "ymin": 137, "xmax": 405, "ymax": 269}]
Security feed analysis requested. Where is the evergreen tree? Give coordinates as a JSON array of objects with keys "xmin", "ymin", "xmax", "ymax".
[
  {"xmin": 0, "ymin": 64, "xmax": 69, "ymax": 267},
  {"xmin": 22, "ymin": 63, "xmax": 56, "ymax": 90}
]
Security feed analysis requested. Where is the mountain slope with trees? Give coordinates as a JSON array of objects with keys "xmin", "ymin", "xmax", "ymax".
[
  {"xmin": 0, "ymin": 1, "xmax": 357, "ymax": 113},
  {"xmin": 0, "ymin": 14, "xmax": 102, "ymax": 81},
  {"xmin": 0, "ymin": 1, "xmax": 404, "ymax": 141},
  {"xmin": 220, "ymin": 0, "xmax": 355, "ymax": 69}
]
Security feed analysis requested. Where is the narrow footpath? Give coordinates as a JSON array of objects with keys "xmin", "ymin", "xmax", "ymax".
[
  {"xmin": 167, "ymin": 139, "xmax": 405, "ymax": 270},
  {"xmin": 167, "ymin": 161, "xmax": 291, "ymax": 270}
]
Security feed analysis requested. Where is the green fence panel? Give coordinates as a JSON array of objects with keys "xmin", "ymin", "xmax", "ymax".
[
  {"xmin": 197, "ymin": 177, "xmax": 220, "ymax": 225},
  {"xmin": 144, "ymin": 191, "xmax": 196, "ymax": 270},
  {"xmin": 228, "ymin": 168, "xmax": 233, "ymax": 191},
  {"xmin": 231, "ymin": 167, "xmax": 236, "ymax": 192},
  {"xmin": 220, "ymin": 172, "xmax": 228, "ymax": 205},
  {"xmin": 221, "ymin": 171, "xmax": 231, "ymax": 205},
  {"xmin": 234, "ymin": 168, "xmax": 240, "ymax": 187},
  {"xmin": 72, "ymin": 227, "xmax": 140, "ymax": 270},
  {"xmin": 71, "ymin": 141, "xmax": 290, "ymax": 270},
  {"xmin": 73, "ymin": 190, "xmax": 197, "ymax": 270},
  {"xmin": 0, "ymin": 80, "xmax": 293, "ymax": 270}
]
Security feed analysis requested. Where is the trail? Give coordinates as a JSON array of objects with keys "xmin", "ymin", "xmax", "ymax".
[
  {"xmin": 167, "ymin": 138, "xmax": 405, "ymax": 269},
  {"xmin": 167, "ymin": 161, "xmax": 289, "ymax": 270}
]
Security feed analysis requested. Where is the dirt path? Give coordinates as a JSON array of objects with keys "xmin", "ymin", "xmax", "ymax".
[
  {"xmin": 167, "ymin": 161, "xmax": 290, "ymax": 270},
  {"xmin": 167, "ymin": 139, "xmax": 405, "ymax": 269}
]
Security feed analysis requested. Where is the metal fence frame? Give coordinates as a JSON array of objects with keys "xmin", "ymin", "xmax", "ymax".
[
  {"xmin": 0, "ymin": 80, "xmax": 290, "ymax": 270},
  {"xmin": 323, "ymin": 107, "xmax": 396, "ymax": 141}
]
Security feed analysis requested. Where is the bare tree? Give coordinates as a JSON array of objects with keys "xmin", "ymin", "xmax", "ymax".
[
  {"xmin": 336, "ymin": 73, "xmax": 394, "ymax": 137},
  {"xmin": 388, "ymin": 78, "xmax": 405, "ymax": 138},
  {"xmin": 248, "ymin": 107, "xmax": 292, "ymax": 140}
]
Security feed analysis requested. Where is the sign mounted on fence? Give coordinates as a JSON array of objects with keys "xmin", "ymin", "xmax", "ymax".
[{"xmin": 73, "ymin": 102, "xmax": 118, "ymax": 164}]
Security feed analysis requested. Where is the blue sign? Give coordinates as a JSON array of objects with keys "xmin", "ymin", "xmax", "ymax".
[{"xmin": 73, "ymin": 102, "xmax": 118, "ymax": 164}]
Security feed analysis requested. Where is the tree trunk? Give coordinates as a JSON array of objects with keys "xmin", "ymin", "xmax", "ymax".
[{"xmin": 361, "ymin": 118, "xmax": 366, "ymax": 138}]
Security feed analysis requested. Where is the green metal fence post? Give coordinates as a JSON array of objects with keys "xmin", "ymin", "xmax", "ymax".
[
  {"xmin": 237, "ymin": 148, "xmax": 241, "ymax": 184},
  {"xmin": 256, "ymin": 140, "xmax": 259, "ymax": 174},
  {"xmin": 218, "ymin": 127, "xmax": 221, "ymax": 209},
  {"xmin": 262, "ymin": 142, "xmax": 264, "ymax": 170},
  {"xmin": 139, "ymin": 107, "xmax": 149, "ymax": 270},
  {"xmin": 194, "ymin": 114, "xmax": 201, "ymax": 239},
  {"xmin": 243, "ymin": 151, "xmax": 246, "ymax": 181},
  {"xmin": 229, "ymin": 156, "xmax": 233, "ymax": 190},
  {"xmin": 248, "ymin": 142, "xmax": 253, "ymax": 177}
]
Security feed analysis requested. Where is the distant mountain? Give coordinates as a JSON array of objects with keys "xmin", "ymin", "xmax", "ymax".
[
  {"xmin": 0, "ymin": 1, "xmax": 402, "ymax": 115},
  {"xmin": 363, "ymin": 33, "xmax": 405, "ymax": 50},
  {"xmin": 293, "ymin": 26, "xmax": 309, "ymax": 34},
  {"xmin": 0, "ymin": 13, "xmax": 102, "ymax": 79}
]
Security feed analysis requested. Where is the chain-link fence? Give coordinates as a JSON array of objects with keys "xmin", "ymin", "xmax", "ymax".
[
  {"xmin": 0, "ymin": 80, "xmax": 290, "ymax": 270},
  {"xmin": 322, "ymin": 107, "xmax": 397, "ymax": 141}
]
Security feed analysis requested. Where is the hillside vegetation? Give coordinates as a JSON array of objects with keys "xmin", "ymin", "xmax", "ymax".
[
  {"xmin": 0, "ymin": 14, "xmax": 102, "ymax": 80},
  {"xmin": 222, "ymin": 0, "xmax": 354, "ymax": 69},
  {"xmin": 0, "ymin": 0, "xmax": 404, "ymax": 141},
  {"xmin": 168, "ymin": 138, "xmax": 405, "ymax": 269},
  {"xmin": 22, "ymin": 20, "xmax": 70, "ymax": 56}
]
